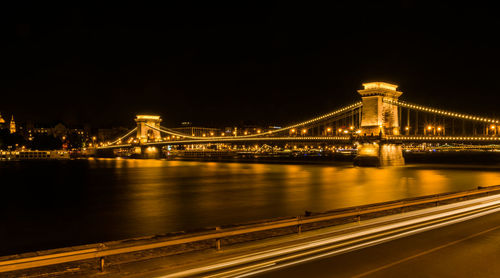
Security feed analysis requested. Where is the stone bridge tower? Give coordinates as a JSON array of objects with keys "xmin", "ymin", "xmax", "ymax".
[
  {"xmin": 358, "ymin": 82, "xmax": 402, "ymax": 136},
  {"xmin": 135, "ymin": 115, "xmax": 162, "ymax": 143}
]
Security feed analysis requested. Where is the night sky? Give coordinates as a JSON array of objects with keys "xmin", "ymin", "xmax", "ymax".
[{"xmin": 1, "ymin": 2, "xmax": 499, "ymax": 128}]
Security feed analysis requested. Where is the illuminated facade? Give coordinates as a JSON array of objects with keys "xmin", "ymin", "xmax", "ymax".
[
  {"xmin": 0, "ymin": 113, "xmax": 5, "ymax": 129},
  {"xmin": 135, "ymin": 115, "xmax": 162, "ymax": 142},
  {"xmin": 10, "ymin": 115, "xmax": 16, "ymax": 134},
  {"xmin": 358, "ymin": 82, "xmax": 402, "ymax": 136}
]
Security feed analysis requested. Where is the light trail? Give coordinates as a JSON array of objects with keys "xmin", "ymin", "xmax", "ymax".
[{"xmin": 156, "ymin": 194, "xmax": 500, "ymax": 278}]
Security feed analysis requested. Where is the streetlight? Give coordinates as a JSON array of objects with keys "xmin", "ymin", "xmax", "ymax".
[{"xmin": 302, "ymin": 129, "xmax": 307, "ymax": 135}]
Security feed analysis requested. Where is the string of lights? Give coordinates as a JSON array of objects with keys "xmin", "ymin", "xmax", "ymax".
[
  {"xmin": 144, "ymin": 102, "xmax": 363, "ymax": 141},
  {"xmin": 108, "ymin": 127, "xmax": 138, "ymax": 145},
  {"xmin": 384, "ymin": 99, "xmax": 500, "ymax": 124}
]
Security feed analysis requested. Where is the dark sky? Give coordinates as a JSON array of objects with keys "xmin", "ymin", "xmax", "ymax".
[{"xmin": 1, "ymin": 2, "xmax": 500, "ymax": 128}]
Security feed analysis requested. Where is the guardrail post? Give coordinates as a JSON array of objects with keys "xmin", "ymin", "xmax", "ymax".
[
  {"xmin": 99, "ymin": 257, "xmax": 105, "ymax": 272},
  {"xmin": 215, "ymin": 226, "xmax": 222, "ymax": 251},
  {"xmin": 297, "ymin": 216, "xmax": 302, "ymax": 234}
]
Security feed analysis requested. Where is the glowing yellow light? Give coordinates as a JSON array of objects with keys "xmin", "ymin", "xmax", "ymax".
[
  {"xmin": 326, "ymin": 127, "xmax": 332, "ymax": 132},
  {"xmin": 338, "ymin": 128, "xmax": 342, "ymax": 132},
  {"xmin": 405, "ymin": 126, "xmax": 410, "ymax": 131},
  {"xmin": 349, "ymin": 126, "xmax": 354, "ymax": 130},
  {"xmin": 136, "ymin": 115, "xmax": 161, "ymax": 120},
  {"xmin": 427, "ymin": 126, "xmax": 432, "ymax": 130},
  {"xmin": 257, "ymin": 129, "xmax": 261, "ymax": 133},
  {"xmin": 437, "ymin": 127, "xmax": 442, "ymax": 131},
  {"xmin": 491, "ymin": 125, "xmax": 496, "ymax": 130},
  {"xmin": 362, "ymin": 82, "xmax": 398, "ymax": 91},
  {"xmin": 302, "ymin": 129, "xmax": 307, "ymax": 134},
  {"xmin": 291, "ymin": 129, "xmax": 296, "ymax": 133}
]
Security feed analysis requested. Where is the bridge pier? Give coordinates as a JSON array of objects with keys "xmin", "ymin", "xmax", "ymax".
[
  {"xmin": 354, "ymin": 142, "xmax": 405, "ymax": 167},
  {"xmin": 134, "ymin": 146, "xmax": 161, "ymax": 159}
]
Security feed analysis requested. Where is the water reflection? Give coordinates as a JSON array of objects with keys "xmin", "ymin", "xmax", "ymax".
[{"xmin": 2, "ymin": 159, "xmax": 500, "ymax": 255}]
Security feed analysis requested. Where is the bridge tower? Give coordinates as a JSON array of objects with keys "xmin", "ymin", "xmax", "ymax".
[
  {"xmin": 358, "ymin": 82, "xmax": 402, "ymax": 136},
  {"xmin": 135, "ymin": 115, "xmax": 162, "ymax": 143}
]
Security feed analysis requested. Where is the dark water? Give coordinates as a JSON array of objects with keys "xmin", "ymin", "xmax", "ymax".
[{"xmin": 1, "ymin": 158, "xmax": 500, "ymax": 256}]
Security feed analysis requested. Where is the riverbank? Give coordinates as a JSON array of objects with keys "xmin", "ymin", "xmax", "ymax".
[{"xmin": 3, "ymin": 185, "xmax": 500, "ymax": 277}]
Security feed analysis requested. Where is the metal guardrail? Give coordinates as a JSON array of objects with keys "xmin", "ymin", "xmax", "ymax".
[{"xmin": 2, "ymin": 185, "xmax": 500, "ymax": 273}]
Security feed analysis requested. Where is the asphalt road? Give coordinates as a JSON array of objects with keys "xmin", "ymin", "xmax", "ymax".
[{"xmin": 255, "ymin": 210, "xmax": 500, "ymax": 278}]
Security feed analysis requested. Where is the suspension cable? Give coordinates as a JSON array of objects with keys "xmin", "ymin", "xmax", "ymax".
[
  {"xmin": 109, "ymin": 127, "xmax": 138, "ymax": 145},
  {"xmin": 147, "ymin": 102, "xmax": 362, "ymax": 140},
  {"xmin": 384, "ymin": 99, "xmax": 499, "ymax": 124}
]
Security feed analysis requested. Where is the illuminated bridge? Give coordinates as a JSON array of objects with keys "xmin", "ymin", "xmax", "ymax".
[{"xmin": 98, "ymin": 82, "xmax": 500, "ymax": 165}]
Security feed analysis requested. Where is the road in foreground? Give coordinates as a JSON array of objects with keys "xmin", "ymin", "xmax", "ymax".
[{"xmin": 255, "ymin": 208, "xmax": 500, "ymax": 278}]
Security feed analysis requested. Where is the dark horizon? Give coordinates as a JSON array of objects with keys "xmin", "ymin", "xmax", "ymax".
[{"xmin": 1, "ymin": 2, "xmax": 500, "ymax": 128}]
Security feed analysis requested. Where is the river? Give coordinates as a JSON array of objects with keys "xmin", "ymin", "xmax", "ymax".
[{"xmin": 1, "ymin": 158, "xmax": 500, "ymax": 256}]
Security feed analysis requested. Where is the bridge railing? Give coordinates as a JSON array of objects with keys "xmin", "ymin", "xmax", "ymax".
[{"xmin": 2, "ymin": 185, "xmax": 500, "ymax": 274}]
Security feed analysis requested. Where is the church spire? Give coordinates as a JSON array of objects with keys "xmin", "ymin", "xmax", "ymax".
[{"xmin": 10, "ymin": 115, "xmax": 16, "ymax": 134}]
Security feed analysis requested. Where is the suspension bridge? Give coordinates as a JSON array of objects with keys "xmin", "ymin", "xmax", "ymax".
[{"xmin": 97, "ymin": 82, "xmax": 500, "ymax": 165}]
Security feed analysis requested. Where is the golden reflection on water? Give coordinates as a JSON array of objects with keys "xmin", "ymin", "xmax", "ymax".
[{"xmin": 88, "ymin": 159, "xmax": 500, "ymax": 234}]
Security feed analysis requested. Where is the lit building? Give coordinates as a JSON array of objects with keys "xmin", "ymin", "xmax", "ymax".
[
  {"xmin": 0, "ymin": 112, "xmax": 5, "ymax": 129},
  {"xmin": 10, "ymin": 115, "xmax": 16, "ymax": 134}
]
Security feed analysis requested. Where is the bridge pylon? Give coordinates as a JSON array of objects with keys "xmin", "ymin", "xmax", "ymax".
[
  {"xmin": 358, "ymin": 82, "xmax": 402, "ymax": 136},
  {"xmin": 135, "ymin": 115, "xmax": 162, "ymax": 144}
]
